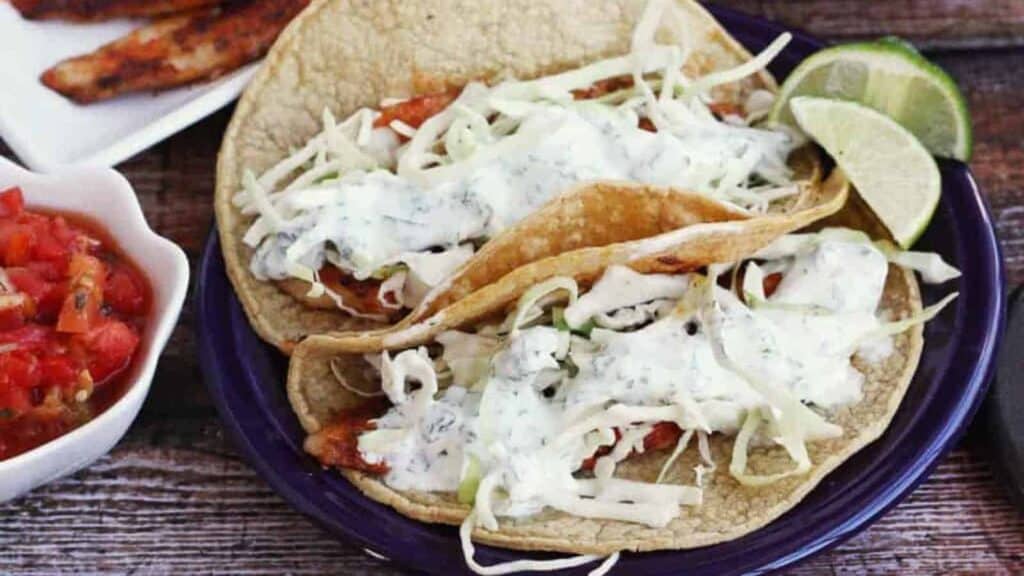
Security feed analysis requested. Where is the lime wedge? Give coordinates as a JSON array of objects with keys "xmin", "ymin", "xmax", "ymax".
[
  {"xmin": 790, "ymin": 97, "xmax": 941, "ymax": 248},
  {"xmin": 769, "ymin": 40, "xmax": 972, "ymax": 161}
]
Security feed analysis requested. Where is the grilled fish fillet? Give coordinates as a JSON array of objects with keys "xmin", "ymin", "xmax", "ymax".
[
  {"xmin": 40, "ymin": 0, "xmax": 311, "ymax": 104},
  {"xmin": 11, "ymin": 0, "xmax": 222, "ymax": 21}
]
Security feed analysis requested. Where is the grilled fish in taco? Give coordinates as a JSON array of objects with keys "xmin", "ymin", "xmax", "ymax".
[
  {"xmin": 216, "ymin": 0, "xmax": 824, "ymax": 352},
  {"xmin": 285, "ymin": 172, "xmax": 960, "ymax": 574}
]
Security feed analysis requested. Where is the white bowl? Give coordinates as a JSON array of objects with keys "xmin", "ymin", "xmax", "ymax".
[{"xmin": 0, "ymin": 156, "xmax": 189, "ymax": 502}]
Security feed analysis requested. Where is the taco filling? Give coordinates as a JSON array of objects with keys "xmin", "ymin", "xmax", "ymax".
[
  {"xmin": 303, "ymin": 228, "xmax": 958, "ymax": 574},
  {"xmin": 233, "ymin": 0, "xmax": 804, "ymax": 319}
]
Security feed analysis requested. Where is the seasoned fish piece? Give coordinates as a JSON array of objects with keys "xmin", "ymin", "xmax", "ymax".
[
  {"xmin": 40, "ymin": 0, "xmax": 310, "ymax": 103},
  {"xmin": 11, "ymin": 0, "xmax": 221, "ymax": 21}
]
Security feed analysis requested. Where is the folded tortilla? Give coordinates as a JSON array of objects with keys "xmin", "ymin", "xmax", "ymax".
[
  {"xmin": 281, "ymin": 169, "xmax": 928, "ymax": 555},
  {"xmin": 215, "ymin": 0, "xmax": 789, "ymax": 353}
]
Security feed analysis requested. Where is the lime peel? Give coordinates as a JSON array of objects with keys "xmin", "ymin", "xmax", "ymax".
[
  {"xmin": 769, "ymin": 39, "xmax": 972, "ymax": 161},
  {"xmin": 790, "ymin": 96, "xmax": 941, "ymax": 248}
]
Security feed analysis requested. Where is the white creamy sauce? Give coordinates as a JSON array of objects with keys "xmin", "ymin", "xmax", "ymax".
[
  {"xmin": 564, "ymin": 265, "xmax": 690, "ymax": 328},
  {"xmin": 249, "ymin": 104, "xmax": 794, "ymax": 282},
  {"xmin": 568, "ymin": 316, "xmax": 759, "ymax": 432},
  {"xmin": 594, "ymin": 299, "xmax": 674, "ymax": 330},
  {"xmin": 359, "ymin": 238, "xmax": 894, "ymax": 524},
  {"xmin": 370, "ymin": 386, "xmax": 480, "ymax": 492}
]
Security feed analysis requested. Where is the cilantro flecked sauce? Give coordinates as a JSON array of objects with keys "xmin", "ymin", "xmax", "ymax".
[
  {"xmin": 249, "ymin": 104, "xmax": 794, "ymax": 283},
  {"xmin": 359, "ymin": 239, "xmax": 893, "ymax": 519}
]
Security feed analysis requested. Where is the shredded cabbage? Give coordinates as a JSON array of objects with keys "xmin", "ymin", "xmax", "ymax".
[
  {"xmin": 702, "ymin": 266, "xmax": 843, "ymax": 485},
  {"xmin": 436, "ymin": 331, "xmax": 500, "ymax": 388},
  {"xmin": 682, "ymin": 33, "xmax": 792, "ymax": 99},
  {"xmin": 508, "ymin": 277, "xmax": 579, "ymax": 334},
  {"xmin": 852, "ymin": 292, "xmax": 959, "ymax": 350},
  {"xmin": 379, "ymin": 348, "xmax": 438, "ymax": 418},
  {"xmin": 754, "ymin": 229, "xmax": 962, "ymax": 286},
  {"xmin": 459, "ymin": 511, "xmax": 617, "ymax": 576},
  {"xmin": 656, "ymin": 428, "xmax": 695, "ymax": 484},
  {"xmin": 729, "ymin": 408, "xmax": 814, "ymax": 486},
  {"xmin": 329, "ymin": 357, "xmax": 385, "ymax": 398},
  {"xmin": 878, "ymin": 243, "xmax": 962, "ymax": 284}
]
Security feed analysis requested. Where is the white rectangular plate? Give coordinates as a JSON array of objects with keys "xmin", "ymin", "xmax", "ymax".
[{"xmin": 0, "ymin": 3, "xmax": 256, "ymax": 172}]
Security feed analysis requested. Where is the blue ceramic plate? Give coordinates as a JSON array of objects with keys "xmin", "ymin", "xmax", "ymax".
[{"xmin": 197, "ymin": 6, "xmax": 1005, "ymax": 575}]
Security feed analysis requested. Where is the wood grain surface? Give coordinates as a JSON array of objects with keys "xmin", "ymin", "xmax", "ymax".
[
  {"xmin": 2, "ymin": 2, "xmax": 1023, "ymax": 574},
  {"xmin": 718, "ymin": 0, "xmax": 1024, "ymax": 49}
]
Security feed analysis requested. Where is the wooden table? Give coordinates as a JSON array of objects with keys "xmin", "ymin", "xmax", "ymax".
[{"xmin": 2, "ymin": 1, "xmax": 1023, "ymax": 574}]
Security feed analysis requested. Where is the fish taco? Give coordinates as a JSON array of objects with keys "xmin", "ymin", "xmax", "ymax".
[
  {"xmin": 285, "ymin": 171, "xmax": 961, "ymax": 573},
  {"xmin": 215, "ymin": 0, "xmax": 825, "ymax": 352}
]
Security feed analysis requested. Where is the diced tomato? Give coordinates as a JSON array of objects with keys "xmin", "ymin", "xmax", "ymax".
[
  {"xmin": 77, "ymin": 320, "xmax": 139, "ymax": 385},
  {"xmin": 373, "ymin": 90, "xmax": 460, "ymax": 131},
  {"xmin": 0, "ymin": 187, "xmax": 24, "ymax": 218},
  {"xmin": 0, "ymin": 351, "xmax": 40, "ymax": 392},
  {"xmin": 56, "ymin": 254, "xmax": 105, "ymax": 334},
  {"xmin": 0, "ymin": 307, "xmax": 24, "ymax": 331},
  {"xmin": 39, "ymin": 356, "xmax": 79, "ymax": 388},
  {"xmin": 104, "ymin": 266, "xmax": 146, "ymax": 316},
  {"xmin": 7, "ymin": 267, "xmax": 62, "ymax": 320},
  {"xmin": 763, "ymin": 272, "xmax": 783, "ymax": 298},
  {"xmin": 0, "ymin": 294, "xmax": 30, "ymax": 331},
  {"xmin": 34, "ymin": 232, "xmax": 69, "ymax": 262},
  {"xmin": 8, "ymin": 267, "xmax": 49, "ymax": 300},
  {"xmin": 0, "ymin": 325, "xmax": 52, "ymax": 350},
  {"xmin": 48, "ymin": 216, "xmax": 77, "ymax": 247},
  {"xmin": 4, "ymin": 229, "xmax": 33, "ymax": 266},
  {"xmin": 643, "ymin": 422, "xmax": 682, "ymax": 452},
  {"xmin": 25, "ymin": 259, "xmax": 67, "ymax": 282},
  {"xmin": 580, "ymin": 422, "xmax": 682, "ymax": 471},
  {"xmin": 580, "ymin": 429, "xmax": 623, "ymax": 471},
  {"xmin": 0, "ymin": 383, "xmax": 33, "ymax": 418}
]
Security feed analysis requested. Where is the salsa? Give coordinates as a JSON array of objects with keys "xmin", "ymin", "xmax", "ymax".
[{"xmin": 0, "ymin": 187, "xmax": 150, "ymax": 461}]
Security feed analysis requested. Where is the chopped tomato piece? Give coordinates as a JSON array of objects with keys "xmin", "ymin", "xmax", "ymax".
[
  {"xmin": 763, "ymin": 272, "xmax": 783, "ymax": 298},
  {"xmin": 34, "ymin": 231, "xmax": 69, "ymax": 262},
  {"xmin": 0, "ymin": 325, "xmax": 52, "ymax": 350},
  {"xmin": 39, "ymin": 356, "xmax": 79, "ymax": 388},
  {"xmin": 0, "ymin": 294, "xmax": 30, "ymax": 331},
  {"xmin": 0, "ymin": 308, "xmax": 25, "ymax": 331},
  {"xmin": 0, "ymin": 187, "xmax": 24, "ymax": 218},
  {"xmin": 0, "ymin": 352, "xmax": 41, "ymax": 407},
  {"xmin": 7, "ymin": 267, "xmax": 62, "ymax": 320},
  {"xmin": 0, "ymin": 384, "xmax": 32, "ymax": 418},
  {"xmin": 105, "ymin": 266, "xmax": 147, "ymax": 316},
  {"xmin": 373, "ymin": 90, "xmax": 460, "ymax": 131},
  {"xmin": 56, "ymin": 253, "xmax": 105, "ymax": 334},
  {"xmin": 580, "ymin": 422, "xmax": 682, "ymax": 471},
  {"xmin": 77, "ymin": 320, "xmax": 139, "ymax": 385},
  {"xmin": 643, "ymin": 422, "xmax": 682, "ymax": 452},
  {"xmin": 4, "ymin": 229, "xmax": 33, "ymax": 266}
]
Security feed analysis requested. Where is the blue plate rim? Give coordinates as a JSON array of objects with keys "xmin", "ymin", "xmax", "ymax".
[{"xmin": 196, "ymin": 5, "xmax": 1006, "ymax": 575}]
